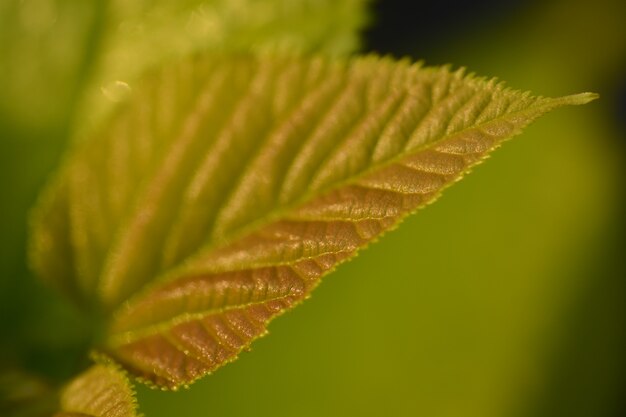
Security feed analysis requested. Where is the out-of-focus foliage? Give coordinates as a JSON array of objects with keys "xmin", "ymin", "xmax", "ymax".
[
  {"xmin": 54, "ymin": 365, "xmax": 137, "ymax": 417},
  {"xmin": 0, "ymin": 0, "xmax": 102, "ymax": 133},
  {"xmin": 82, "ymin": 0, "xmax": 370, "ymax": 132},
  {"xmin": 0, "ymin": 369, "xmax": 57, "ymax": 417},
  {"xmin": 0, "ymin": 1, "xmax": 103, "ymax": 396}
]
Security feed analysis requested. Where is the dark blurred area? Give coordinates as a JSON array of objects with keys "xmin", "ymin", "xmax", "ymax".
[{"xmin": 366, "ymin": 0, "xmax": 531, "ymax": 56}]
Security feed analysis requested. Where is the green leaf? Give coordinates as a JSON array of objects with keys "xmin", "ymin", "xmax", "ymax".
[
  {"xmin": 81, "ymin": 0, "xmax": 370, "ymax": 132},
  {"xmin": 29, "ymin": 54, "xmax": 596, "ymax": 389},
  {"xmin": 54, "ymin": 364, "xmax": 137, "ymax": 417},
  {"xmin": 104, "ymin": 0, "xmax": 369, "ymax": 61}
]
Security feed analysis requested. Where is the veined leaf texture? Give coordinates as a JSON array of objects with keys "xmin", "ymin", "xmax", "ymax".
[
  {"xmin": 54, "ymin": 365, "xmax": 137, "ymax": 417},
  {"xmin": 30, "ymin": 54, "xmax": 596, "ymax": 389}
]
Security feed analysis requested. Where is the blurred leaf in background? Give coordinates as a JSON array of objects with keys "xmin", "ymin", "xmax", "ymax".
[
  {"xmin": 0, "ymin": 0, "xmax": 105, "ymax": 386},
  {"xmin": 80, "ymin": 0, "xmax": 369, "ymax": 134},
  {"xmin": 0, "ymin": 0, "xmax": 624, "ymax": 416}
]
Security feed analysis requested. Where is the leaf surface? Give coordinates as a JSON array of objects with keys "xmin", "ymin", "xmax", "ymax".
[
  {"xmin": 54, "ymin": 365, "xmax": 137, "ymax": 417},
  {"xmin": 29, "ymin": 54, "xmax": 596, "ymax": 388}
]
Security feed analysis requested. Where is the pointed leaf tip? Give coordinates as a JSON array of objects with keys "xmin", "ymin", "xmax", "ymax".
[{"xmin": 555, "ymin": 92, "xmax": 599, "ymax": 106}]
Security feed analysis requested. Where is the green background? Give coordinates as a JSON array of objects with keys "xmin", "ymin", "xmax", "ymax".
[{"xmin": 1, "ymin": 0, "xmax": 624, "ymax": 416}]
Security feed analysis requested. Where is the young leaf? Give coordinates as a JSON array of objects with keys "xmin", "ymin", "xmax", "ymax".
[
  {"xmin": 54, "ymin": 364, "xmax": 137, "ymax": 417},
  {"xmin": 29, "ymin": 54, "xmax": 596, "ymax": 389}
]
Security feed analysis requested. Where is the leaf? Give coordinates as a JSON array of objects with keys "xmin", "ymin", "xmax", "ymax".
[
  {"xmin": 54, "ymin": 365, "xmax": 138, "ymax": 417},
  {"xmin": 81, "ymin": 0, "xmax": 370, "ymax": 132},
  {"xmin": 104, "ymin": 0, "xmax": 369, "ymax": 62},
  {"xmin": 29, "ymin": 54, "xmax": 596, "ymax": 389}
]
